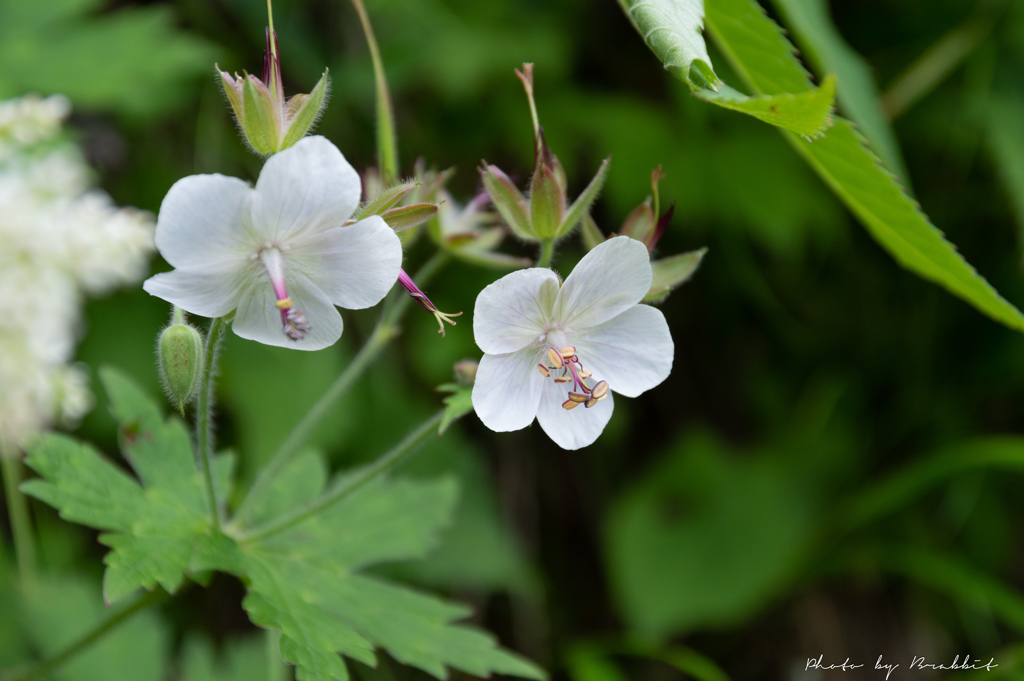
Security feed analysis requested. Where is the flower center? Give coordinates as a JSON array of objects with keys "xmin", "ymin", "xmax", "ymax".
[
  {"xmin": 537, "ymin": 346, "xmax": 609, "ymax": 411},
  {"xmin": 258, "ymin": 247, "xmax": 310, "ymax": 341}
]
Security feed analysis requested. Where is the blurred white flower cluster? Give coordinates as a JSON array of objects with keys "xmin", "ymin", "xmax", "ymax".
[{"xmin": 0, "ymin": 94, "xmax": 154, "ymax": 449}]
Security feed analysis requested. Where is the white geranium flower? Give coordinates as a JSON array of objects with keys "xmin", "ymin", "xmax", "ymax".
[
  {"xmin": 143, "ymin": 136, "xmax": 402, "ymax": 351},
  {"xmin": 472, "ymin": 236, "xmax": 674, "ymax": 450}
]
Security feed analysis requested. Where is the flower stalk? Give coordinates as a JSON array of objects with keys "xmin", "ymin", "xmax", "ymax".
[
  {"xmin": 1, "ymin": 443, "xmax": 36, "ymax": 587},
  {"xmin": 196, "ymin": 316, "xmax": 227, "ymax": 529}
]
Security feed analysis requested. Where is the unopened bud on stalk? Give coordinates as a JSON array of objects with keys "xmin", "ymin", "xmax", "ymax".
[
  {"xmin": 453, "ymin": 359, "xmax": 478, "ymax": 386},
  {"xmin": 158, "ymin": 322, "xmax": 205, "ymax": 415}
]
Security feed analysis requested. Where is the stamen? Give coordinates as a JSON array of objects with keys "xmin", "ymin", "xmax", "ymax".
[
  {"xmin": 397, "ymin": 269, "xmax": 462, "ymax": 338},
  {"xmin": 537, "ymin": 345, "xmax": 611, "ymax": 415}
]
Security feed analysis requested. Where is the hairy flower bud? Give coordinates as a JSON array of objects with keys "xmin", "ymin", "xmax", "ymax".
[{"xmin": 158, "ymin": 322, "xmax": 204, "ymax": 415}]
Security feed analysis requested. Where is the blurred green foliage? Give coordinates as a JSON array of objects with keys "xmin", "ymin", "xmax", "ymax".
[{"xmin": 4, "ymin": 0, "xmax": 1024, "ymax": 679}]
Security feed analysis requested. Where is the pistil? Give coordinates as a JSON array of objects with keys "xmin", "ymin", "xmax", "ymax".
[{"xmin": 259, "ymin": 247, "xmax": 310, "ymax": 341}]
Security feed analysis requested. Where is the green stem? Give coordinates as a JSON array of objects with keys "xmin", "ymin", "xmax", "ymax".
[
  {"xmin": 0, "ymin": 590, "xmax": 165, "ymax": 681},
  {"xmin": 231, "ymin": 253, "xmax": 448, "ymax": 528},
  {"xmin": 238, "ymin": 411, "xmax": 444, "ymax": 543},
  {"xmin": 537, "ymin": 239, "xmax": 555, "ymax": 268},
  {"xmin": 1, "ymin": 446, "xmax": 36, "ymax": 587},
  {"xmin": 351, "ymin": 0, "xmax": 398, "ymax": 185},
  {"xmin": 197, "ymin": 316, "xmax": 228, "ymax": 530},
  {"xmin": 172, "ymin": 305, "xmax": 185, "ymax": 325}
]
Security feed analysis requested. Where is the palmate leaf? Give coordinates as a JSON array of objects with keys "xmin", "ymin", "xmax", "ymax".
[
  {"xmin": 698, "ymin": 0, "xmax": 1024, "ymax": 333},
  {"xmin": 22, "ymin": 367, "xmax": 218, "ymax": 604},
  {"xmin": 618, "ymin": 0, "xmax": 835, "ymax": 137},
  {"xmin": 23, "ymin": 369, "xmax": 543, "ymax": 681},
  {"xmin": 209, "ymin": 457, "xmax": 545, "ymax": 681}
]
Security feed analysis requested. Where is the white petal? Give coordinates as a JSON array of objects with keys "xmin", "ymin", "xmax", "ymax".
[
  {"xmin": 472, "ymin": 347, "xmax": 546, "ymax": 432},
  {"xmin": 155, "ymin": 174, "xmax": 254, "ymax": 269},
  {"xmin": 573, "ymin": 305, "xmax": 673, "ymax": 398},
  {"xmin": 143, "ymin": 268, "xmax": 243, "ymax": 318},
  {"xmin": 535, "ymin": 380, "xmax": 614, "ymax": 450},
  {"xmin": 473, "ymin": 268, "xmax": 560, "ymax": 354},
  {"xmin": 554, "ymin": 236, "xmax": 652, "ymax": 330},
  {"xmin": 289, "ymin": 215, "xmax": 402, "ymax": 309},
  {"xmin": 251, "ymin": 136, "xmax": 361, "ymax": 243},
  {"xmin": 232, "ymin": 271, "xmax": 343, "ymax": 351}
]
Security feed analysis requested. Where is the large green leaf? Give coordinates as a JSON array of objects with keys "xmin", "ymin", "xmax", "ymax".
[
  {"xmin": 24, "ymin": 369, "xmax": 542, "ymax": 681},
  {"xmin": 702, "ymin": 0, "xmax": 1024, "ymax": 332},
  {"xmin": 768, "ymin": 0, "xmax": 907, "ymax": 180},
  {"xmin": 618, "ymin": 0, "xmax": 835, "ymax": 136}
]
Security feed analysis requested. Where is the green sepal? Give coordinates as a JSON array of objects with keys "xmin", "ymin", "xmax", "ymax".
[
  {"xmin": 281, "ymin": 68, "xmax": 330, "ymax": 150},
  {"xmin": 643, "ymin": 248, "xmax": 707, "ymax": 303},
  {"xmin": 580, "ymin": 215, "xmax": 605, "ymax": 252},
  {"xmin": 217, "ymin": 68, "xmax": 244, "ymax": 123},
  {"xmin": 558, "ymin": 157, "xmax": 610, "ymax": 239},
  {"xmin": 380, "ymin": 203, "xmax": 439, "ymax": 232},
  {"xmin": 481, "ymin": 164, "xmax": 537, "ymax": 241},
  {"xmin": 530, "ymin": 164, "xmax": 565, "ymax": 240},
  {"xmin": 241, "ymin": 74, "xmax": 280, "ymax": 155},
  {"xmin": 358, "ymin": 182, "xmax": 419, "ymax": 220}
]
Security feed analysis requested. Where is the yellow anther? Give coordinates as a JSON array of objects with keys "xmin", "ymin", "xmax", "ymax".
[
  {"xmin": 546, "ymin": 348, "xmax": 563, "ymax": 369},
  {"xmin": 579, "ymin": 369, "xmax": 592, "ymax": 379},
  {"xmin": 591, "ymin": 380, "xmax": 609, "ymax": 400},
  {"xmin": 567, "ymin": 392, "xmax": 588, "ymax": 403},
  {"xmin": 537, "ymin": 364, "xmax": 551, "ymax": 377},
  {"xmin": 561, "ymin": 398, "xmax": 580, "ymax": 411},
  {"xmin": 275, "ymin": 298, "xmax": 293, "ymax": 310},
  {"xmin": 585, "ymin": 397, "xmax": 598, "ymax": 408},
  {"xmin": 553, "ymin": 376, "xmax": 571, "ymax": 384},
  {"xmin": 560, "ymin": 346, "xmax": 576, "ymax": 360}
]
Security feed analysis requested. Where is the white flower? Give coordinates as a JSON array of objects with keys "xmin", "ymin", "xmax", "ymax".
[
  {"xmin": 472, "ymin": 236, "xmax": 674, "ymax": 450},
  {"xmin": 143, "ymin": 136, "xmax": 402, "ymax": 351}
]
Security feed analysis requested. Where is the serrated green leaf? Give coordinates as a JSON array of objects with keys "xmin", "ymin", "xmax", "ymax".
[
  {"xmin": 617, "ymin": 0, "xmax": 719, "ymax": 91},
  {"xmin": 620, "ymin": 0, "xmax": 835, "ymax": 136},
  {"xmin": 242, "ymin": 449, "xmax": 328, "ymax": 528},
  {"xmin": 436, "ymin": 384, "xmax": 474, "ymax": 435},
  {"xmin": 644, "ymin": 248, "xmax": 707, "ymax": 302},
  {"xmin": 213, "ymin": 469, "xmax": 544, "ymax": 681},
  {"xmin": 695, "ymin": 75, "xmax": 836, "ymax": 139},
  {"xmin": 703, "ymin": 0, "xmax": 1024, "ymax": 333},
  {"xmin": 768, "ymin": 0, "xmax": 907, "ymax": 179},
  {"xmin": 22, "ymin": 368, "xmax": 217, "ymax": 604}
]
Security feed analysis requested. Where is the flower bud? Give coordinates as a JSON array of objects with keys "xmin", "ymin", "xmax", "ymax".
[
  {"xmin": 453, "ymin": 359, "xmax": 478, "ymax": 386},
  {"xmin": 217, "ymin": 29, "xmax": 330, "ymax": 156},
  {"xmin": 158, "ymin": 323, "xmax": 205, "ymax": 415}
]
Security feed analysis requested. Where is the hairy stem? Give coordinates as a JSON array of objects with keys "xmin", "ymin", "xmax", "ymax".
[
  {"xmin": 351, "ymin": 0, "xmax": 398, "ymax": 185},
  {"xmin": 0, "ymin": 589, "xmax": 165, "ymax": 681},
  {"xmin": 537, "ymin": 238, "xmax": 555, "ymax": 268},
  {"xmin": 231, "ymin": 253, "xmax": 448, "ymax": 528},
  {"xmin": 238, "ymin": 411, "xmax": 444, "ymax": 543},
  {"xmin": 197, "ymin": 316, "xmax": 228, "ymax": 530},
  {"xmin": 1, "ymin": 446, "xmax": 36, "ymax": 587}
]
